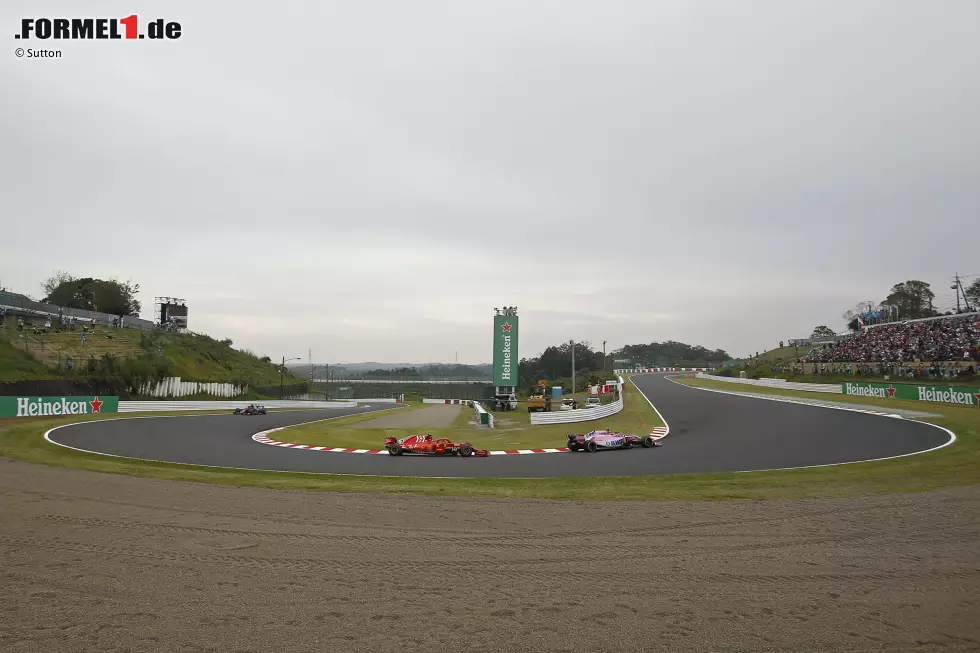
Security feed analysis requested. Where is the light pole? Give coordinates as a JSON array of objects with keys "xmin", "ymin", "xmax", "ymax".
[
  {"xmin": 280, "ymin": 356, "xmax": 302, "ymax": 399},
  {"xmin": 603, "ymin": 340, "xmax": 607, "ymax": 374},
  {"xmin": 571, "ymin": 340, "xmax": 575, "ymax": 395}
]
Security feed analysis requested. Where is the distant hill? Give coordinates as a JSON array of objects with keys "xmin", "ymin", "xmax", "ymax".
[{"xmin": 288, "ymin": 362, "xmax": 493, "ymax": 380}]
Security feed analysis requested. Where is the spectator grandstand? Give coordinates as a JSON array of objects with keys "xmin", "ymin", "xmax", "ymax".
[{"xmin": 801, "ymin": 314, "xmax": 980, "ymax": 364}]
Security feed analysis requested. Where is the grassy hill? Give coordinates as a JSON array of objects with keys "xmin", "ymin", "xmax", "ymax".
[
  {"xmin": 0, "ymin": 324, "xmax": 306, "ymax": 388},
  {"xmin": 0, "ymin": 336, "xmax": 62, "ymax": 382}
]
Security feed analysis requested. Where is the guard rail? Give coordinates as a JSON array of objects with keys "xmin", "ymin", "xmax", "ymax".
[
  {"xmin": 528, "ymin": 375, "xmax": 626, "ymax": 424},
  {"xmin": 118, "ymin": 400, "xmax": 358, "ymax": 412},
  {"xmin": 694, "ymin": 373, "xmax": 841, "ymax": 393}
]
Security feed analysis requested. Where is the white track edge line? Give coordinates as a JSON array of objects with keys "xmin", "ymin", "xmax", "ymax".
[
  {"xmin": 628, "ymin": 374, "xmax": 671, "ymax": 438},
  {"xmin": 651, "ymin": 374, "xmax": 958, "ymax": 471},
  {"xmin": 40, "ymin": 407, "xmax": 559, "ymax": 480}
]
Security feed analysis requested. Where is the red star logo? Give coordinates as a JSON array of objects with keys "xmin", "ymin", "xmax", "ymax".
[
  {"xmin": 887, "ymin": 385, "xmax": 896, "ymax": 398},
  {"xmin": 90, "ymin": 396, "xmax": 104, "ymax": 413},
  {"xmin": 501, "ymin": 322, "xmax": 512, "ymax": 332}
]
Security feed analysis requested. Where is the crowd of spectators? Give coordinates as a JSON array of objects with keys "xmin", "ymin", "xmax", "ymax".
[
  {"xmin": 801, "ymin": 315, "xmax": 980, "ymax": 364},
  {"xmin": 799, "ymin": 361, "xmax": 975, "ymax": 381}
]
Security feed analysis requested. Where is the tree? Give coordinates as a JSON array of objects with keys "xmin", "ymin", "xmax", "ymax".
[
  {"xmin": 41, "ymin": 270, "xmax": 75, "ymax": 297},
  {"xmin": 613, "ymin": 341, "xmax": 730, "ymax": 367},
  {"xmin": 517, "ymin": 338, "xmax": 730, "ymax": 391},
  {"xmin": 883, "ymin": 280, "xmax": 936, "ymax": 320},
  {"xmin": 40, "ymin": 272, "xmax": 141, "ymax": 316},
  {"xmin": 810, "ymin": 325, "xmax": 836, "ymax": 339},
  {"xmin": 965, "ymin": 278, "xmax": 980, "ymax": 310}
]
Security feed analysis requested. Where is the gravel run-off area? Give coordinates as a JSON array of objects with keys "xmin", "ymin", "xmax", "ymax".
[
  {"xmin": 1, "ymin": 459, "xmax": 978, "ymax": 652},
  {"xmin": 347, "ymin": 404, "xmax": 464, "ymax": 429}
]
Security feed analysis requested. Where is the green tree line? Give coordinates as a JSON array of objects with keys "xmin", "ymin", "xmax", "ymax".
[{"xmin": 516, "ymin": 340, "xmax": 729, "ymax": 391}]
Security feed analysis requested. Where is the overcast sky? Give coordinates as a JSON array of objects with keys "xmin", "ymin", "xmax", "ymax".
[{"xmin": 3, "ymin": 0, "xmax": 978, "ymax": 363}]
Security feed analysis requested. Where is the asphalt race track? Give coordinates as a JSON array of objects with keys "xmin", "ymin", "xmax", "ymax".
[{"xmin": 47, "ymin": 374, "xmax": 953, "ymax": 478}]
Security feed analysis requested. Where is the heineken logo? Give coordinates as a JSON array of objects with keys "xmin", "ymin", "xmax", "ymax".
[
  {"xmin": 16, "ymin": 396, "xmax": 104, "ymax": 417},
  {"xmin": 492, "ymin": 315, "xmax": 517, "ymax": 387},
  {"xmin": 501, "ymin": 334, "xmax": 512, "ymax": 381},
  {"xmin": 843, "ymin": 383, "xmax": 890, "ymax": 398},
  {"xmin": 842, "ymin": 382, "xmax": 979, "ymax": 407},
  {"xmin": 917, "ymin": 387, "xmax": 978, "ymax": 406}
]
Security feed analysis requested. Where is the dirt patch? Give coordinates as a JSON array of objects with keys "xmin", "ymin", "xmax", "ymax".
[
  {"xmin": 1, "ymin": 459, "xmax": 978, "ymax": 652},
  {"xmin": 348, "ymin": 404, "xmax": 463, "ymax": 430}
]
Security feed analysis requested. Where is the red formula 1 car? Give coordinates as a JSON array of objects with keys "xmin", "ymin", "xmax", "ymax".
[{"xmin": 384, "ymin": 433, "xmax": 489, "ymax": 457}]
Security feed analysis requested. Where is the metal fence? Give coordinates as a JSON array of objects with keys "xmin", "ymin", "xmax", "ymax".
[
  {"xmin": 0, "ymin": 291, "xmax": 155, "ymax": 331},
  {"xmin": 0, "ymin": 378, "xmax": 133, "ymax": 398},
  {"xmin": 528, "ymin": 394, "xmax": 624, "ymax": 424},
  {"xmin": 118, "ymin": 400, "xmax": 358, "ymax": 412},
  {"xmin": 695, "ymin": 373, "xmax": 841, "ymax": 393},
  {"xmin": 316, "ymin": 381, "xmax": 493, "ymax": 400}
]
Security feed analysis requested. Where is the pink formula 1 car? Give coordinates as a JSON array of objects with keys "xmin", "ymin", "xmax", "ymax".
[{"xmin": 567, "ymin": 429, "xmax": 661, "ymax": 452}]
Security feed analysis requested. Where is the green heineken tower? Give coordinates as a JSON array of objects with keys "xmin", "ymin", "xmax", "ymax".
[{"xmin": 492, "ymin": 306, "xmax": 519, "ymax": 410}]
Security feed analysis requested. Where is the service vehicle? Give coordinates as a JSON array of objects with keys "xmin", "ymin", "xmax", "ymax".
[{"xmin": 527, "ymin": 380, "xmax": 552, "ymax": 412}]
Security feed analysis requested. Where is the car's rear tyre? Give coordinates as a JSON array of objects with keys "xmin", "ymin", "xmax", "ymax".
[
  {"xmin": 587, "ymin": 441, "xmax": 598, "ymax": 453},
  {"xmin": 388, "ymin": 446, "xmax": 401, "ymax": 456},
  {"xmin": 622, "ymin": 440, "xmax": 632, "ymax": 449},
  {"xmin": 569, "ymin": 443, "xmax": 579, "ymax": 452},
  {"xmin": 460, "ymin": 444, "xmax": 473, "ymax": 457}
]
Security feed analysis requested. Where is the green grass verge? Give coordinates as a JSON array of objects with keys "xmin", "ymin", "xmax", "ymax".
[
  {"xmin": 279, "ymin": 382, "xmax": 660, "ymax": 450},
  {"xmin": 0, "ymin": 375, "xmax": 975, "ymax": 501},
  {"xmin": 0, "ymin": 334, "xmax": 61, "ymax": 381}
]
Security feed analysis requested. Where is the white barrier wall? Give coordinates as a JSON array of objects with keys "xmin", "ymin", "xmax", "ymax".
[
  {"xmin": 118, "ymin": 400, "xmax": 357, "ymax": 412},
  {"xmin": 694, "ymin": 373, "xmax": 841, "ymax": 393},
  {"xmin": 422, "ymin": 398, "xmax": 474, "ymax": 405},
  {"xmin": 472, "ymin": 401, "xmax": 494, "ymax": 428},
  {"xmin": 528, "ymin": 375, "xmax": 626, "ymax": 425},
  {"xmin": 529, "ymin": 395, "xmax": 624, "ymax": 424},
  {"xmin": 140, "ymin": 377, "xmax": 248, "ymax": 398},
  {"xmin": 615, "ymin": 367, "xmax": 714, "ymax": 374}
]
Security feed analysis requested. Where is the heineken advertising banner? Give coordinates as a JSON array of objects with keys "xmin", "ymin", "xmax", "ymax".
[
  {"xmin": 0, "ymin": 396, "xmax": 119, "ymax": 418},
  {"xmin": 841, "ymin": 382, "xmax": 979, "ymax": 407},
  {"xmin": 492, "ymin": 315, "xmax": 518, "ymax": 387}
]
